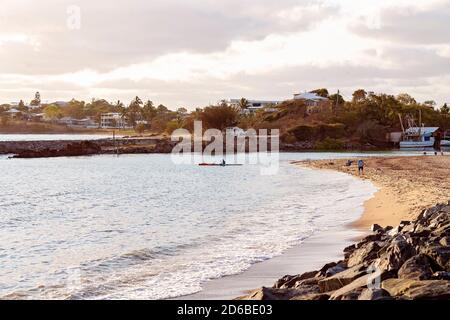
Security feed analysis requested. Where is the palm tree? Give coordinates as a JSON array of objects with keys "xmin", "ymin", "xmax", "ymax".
[{"xmin": 239, "ymin": 98, "xmax": 249, "ymax": 110}]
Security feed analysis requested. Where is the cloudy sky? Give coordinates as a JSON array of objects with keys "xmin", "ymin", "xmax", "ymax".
[{"xmin": 0, "ymin": 0, "xmax": 449, "ymax": 109}]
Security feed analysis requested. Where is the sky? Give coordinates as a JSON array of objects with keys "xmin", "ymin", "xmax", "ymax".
[{"xmin": 0, "ymin": 0, "xmax": 449, "ymax": 109}]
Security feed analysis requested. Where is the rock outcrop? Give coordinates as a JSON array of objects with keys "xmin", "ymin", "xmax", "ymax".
[{"xmin": 239, "ymin": 201, "xmax": 450, "ymax": 300}]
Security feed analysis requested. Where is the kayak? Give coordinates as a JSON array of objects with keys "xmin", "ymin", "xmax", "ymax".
[{"xmin": 198, "ymin": 163, "xmax": 243, "ymax": 166}]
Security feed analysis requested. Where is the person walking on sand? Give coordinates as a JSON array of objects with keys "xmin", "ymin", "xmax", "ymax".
[{"xmin": 358, "ymin": 159, "xmax": 364, "ymax": 175}]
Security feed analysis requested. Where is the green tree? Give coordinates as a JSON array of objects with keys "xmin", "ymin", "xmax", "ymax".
[
  {"xmin": 397, "ymin": 93, "xmax": 416, "ymax": 105},
  {"xmin": 310, "ymin": 88, "xmax": 329, "ymax": 98},
  {"xmin": 64, "ymin": 99, "xmax": 85, "ymax": 119},
  {"xmin": 43, "ymin": 104, "xmax": 63, "ymax": 120},
  {"xmin": 30, "ymin": 92, "xmax": 41, "ymax": 106},
  {"xmin": 352, "ymin": 89, "xmax": 367, "ymax": 103},
  {"xmin": 142, "ymin": 100, "xmax": 157, "ymax": 124},
  {"xmin": 124, "ymin": 96, "xmax": 143, "ymax": 126},
  {"xmin": 17, "ymin": 100, "xmax": 27, "ymax": 112},
  {"xmin": 238, "ymin": 98, "xmax": 249, "ymax": 110},
  {"xmin": 156, "ymin": 104, "xmax": 169, "ymax": 114},
  {"xmin": 200, "ymin": 105, "xmax": 240, "ymax": 131},
  {"xmin": 329, "ymin": 93, "xmax": 345, "ymax": 107}
]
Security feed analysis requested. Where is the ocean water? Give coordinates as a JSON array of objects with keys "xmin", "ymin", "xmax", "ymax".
[
  {"xmin": 0, "ymin": 152, "xmax": 408, "ymax": 300},
  {"xmin": 0, "ymin": 134, "xmax": 114, "ymax": 142}
]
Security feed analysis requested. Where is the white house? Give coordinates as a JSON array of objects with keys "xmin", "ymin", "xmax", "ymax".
[
  {"xmin": 5, "ymin": 108, "xmax": 21, "ymax": 118},
  {"xmin": 100, "ymin": 113, "xmax": 130, "ymax": 129},
  {"xmin": 223, "ymin": 99, "xmax": 284, "ymax": 114},
  {"xmin": 293, "ymin": 92, "xmax": 330, "ymax": 114}
]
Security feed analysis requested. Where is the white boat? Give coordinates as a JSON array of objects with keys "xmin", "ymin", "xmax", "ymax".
[
  {"xmin": 399, "ymin": 126, "xmax": 439, "ymax": 149},
  {"xmin": 441, "ymin": 130, "xmax": 450, "ymax": 147},
  {"xmin": 398, "ymin": 112, "xmax": 440, "ymax": 149}
]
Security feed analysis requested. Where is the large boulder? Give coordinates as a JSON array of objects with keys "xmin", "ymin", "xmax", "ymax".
[
  {"xmin": 318, "ymin": 264, "xmax": 367, "ymax": 293},
  {"xmin": 358, "ymin": 288, "xmax": 392, "ymax": 300},
  {"xmin": 347, "ymin": 242, "xmax": 382, "ymax": 267},
  {"xmin": 420, "ymin": 246, "xmax": 450, "ymax": 271},
  {"xmin": 273, "ymin": 270, "xmax": 318, "ymax": 289},
  {"xmin": 382, "ymin": 279, "xmax": 450, "ymax": 300},
  {"xmin": 397, "ymin": 254, "xmax": 434, "ymax": 280},
  {"xmin": 240, "ymin": 287, "xmax": 315, "ymax": 300},
  {"xmin": 375, "ymin": 237, "xmax": 416, "ymax": 272}
]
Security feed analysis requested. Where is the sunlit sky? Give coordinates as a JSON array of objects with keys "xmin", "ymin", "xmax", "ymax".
[{"xmin": 0, "ymin": 0, "xmax": 449, "ymax": 109}]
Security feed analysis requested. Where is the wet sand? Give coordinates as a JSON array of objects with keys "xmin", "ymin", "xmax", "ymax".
[{"xmin": 178, "ymin": 226, "xmax": 364, "ymax": 300}]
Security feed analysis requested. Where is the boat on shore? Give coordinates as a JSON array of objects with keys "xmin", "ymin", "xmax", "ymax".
[
  {"xmin": 441, "ymin": 129, "xmax": 450, "ymax": 147},
  {"xmin": 398, "ymin": 112, "xmax": 439, "ymax": 149}
]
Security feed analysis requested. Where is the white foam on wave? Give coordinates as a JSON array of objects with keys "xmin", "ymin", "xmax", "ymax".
[{"xmin": 94, "ymin": 168, "xmax": 377, "ymax": 300}]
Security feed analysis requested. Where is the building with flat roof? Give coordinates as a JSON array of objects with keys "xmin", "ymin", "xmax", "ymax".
[
  {"xmin": 100, "ymin": 113, "xmax": 130, "ymax": 129},
  {"xmin": 223, "ymin": 99, "xmax": 284, "ymax": 114}
]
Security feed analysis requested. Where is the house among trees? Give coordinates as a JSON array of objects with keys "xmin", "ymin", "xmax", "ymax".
[
  {"xmin": 100, "ymin": 112, "xmax": 130, "ymax": 129},
  {"xmin": 293, "ymin": 92, "xmax": 330, "ymax": 114},
  {"xmin": 5, "ymin": 108, "xmax": 21, "ymax": 118},
  {"xmin": 224, "ymin": 99, "xmax": 284, "ymax": 114}
]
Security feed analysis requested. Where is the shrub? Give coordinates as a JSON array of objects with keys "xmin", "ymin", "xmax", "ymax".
[{"xmin": 315, "ymin": 137, "xmax": 345, "ymax": 150}]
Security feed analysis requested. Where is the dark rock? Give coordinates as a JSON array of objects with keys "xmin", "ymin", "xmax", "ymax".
[
  {"xmin": 432, "ymin": 222, "xmax": 450, "ymax": 237},
  {"xmin": 440, "ymin": 237, "xmax": 450, "ymax": 246},
  {"xmin": 241, "ymin": 287, "xmax": 312, "ymax": 300},
  {"xmin": 358, "ymin": 288, "xmax": 392, "ymax": 300},
  {"xmin": 348, "ymin": 242, "xmax": 381, "ymax": 267},
  {"xmin": 400, "ymin": 221, "xmax": 411, "ymax": 227},
  {"xmin": 329, "ymin": 272, "xmax": 392, "ymax": 300},
  {"xmin": 382, "ymin": 279, "xmax": 450, "ymax": 300},
  {"xmin": 431, "ymin": 271, "xmax": 450, "ymax": 280},
  {"xmin": 316, "ymin": 262, "xmax": 338, "ymax": 277},
  {"xmin": 375, "ymin": 237, "xmax": 416, "ymax": 272},
  {"xmin": 420, "ymin": 246, "xmax": 450, "ymax": 271},
  {"xmin": 397, "ymin": 254, "xmax": 434, "ymax": 280},
  {"xmin": 291, "ymin": 293, "xmax": 330, "ymax": 300},
  {"xmin": 371, "ymin": 224, "xmax": 383, "ymax": 232},
  {"xmin": 325, "ymin": 263, "xmax": 347, "ymax": 277},
  {"xmin": 273, "ymin": 270, "xmax": 318, "ymax": 289},
  {"xmin": 318, "ymin": 264, "xmax": 367, "ymax": 293},
  {"xmin": 12, "ymin": 141, "xmax": 102, "ymax": 158},
  {"xmin": 388, "ymin": 226, "xmax": 403, "ymax": 237}
]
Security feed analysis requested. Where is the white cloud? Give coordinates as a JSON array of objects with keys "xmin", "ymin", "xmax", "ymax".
[{"xmin": 0, "ymin": 0, "xmax": 449, "ymax": 107}]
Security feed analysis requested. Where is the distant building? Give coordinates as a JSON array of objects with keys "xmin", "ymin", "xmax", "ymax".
[
  {"xmin": 100, "ymin": 113, "xmax": 129, "ymax": 129},
  {"xmin": 57, "ymin": 117, "xmax": 98, "ymax": 128},
  {"xmin": 293, "ymin": 92, "xmax": 330, "ymax": 114},
  {"xmin": 224, "ymin": 99, "xmax": 284, "ymax": 114},
  {"xmin": 53, "ymin": 101, "xmax": 69, "ymax": 107},
  {"xmin": 4, "ymin": 108, "xmax": 21, "ymax": 118}
]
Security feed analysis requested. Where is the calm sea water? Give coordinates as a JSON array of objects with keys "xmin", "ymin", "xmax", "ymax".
[
  {"xmin": 0, "ymin": 151, "xmax": 419, "ymax": 299},
  {"xmin": 0, "ymin": 134, "xmax": 114, "ymax": 142}
]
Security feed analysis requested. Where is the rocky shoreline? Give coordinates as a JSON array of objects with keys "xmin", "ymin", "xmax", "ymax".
[
  {"xmin": 240, "ymin": 201, "xmax": 450, "ymax": 300},
  {"xmin": 0, "ymin": 138, "xmax": 328, "ymax": 158},
  {"xmin": 0, "ymin": 138, "xmax": 177, "ymax": 158}
]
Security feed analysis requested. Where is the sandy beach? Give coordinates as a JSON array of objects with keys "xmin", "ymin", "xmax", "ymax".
[{"xmin": 300, "ymin": 155, "xmax": 450, "ymax": 230}]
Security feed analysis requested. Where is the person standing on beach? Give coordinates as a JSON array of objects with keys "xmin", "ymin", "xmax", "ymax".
[{"xmin": 358, "ymin": 159, "xmax": 364, "ymax": 175}]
